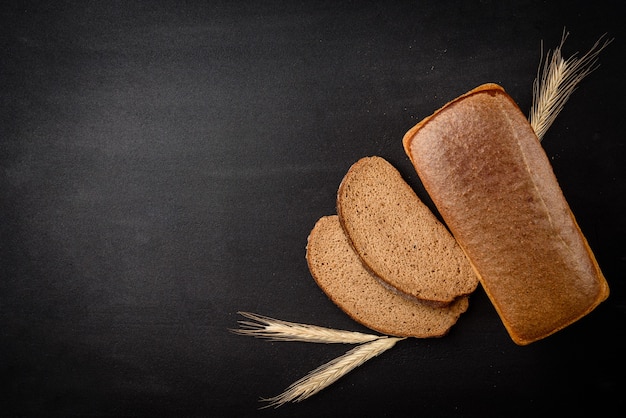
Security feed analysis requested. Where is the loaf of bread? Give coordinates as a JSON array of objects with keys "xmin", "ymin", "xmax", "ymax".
[
  {"xmin": 307, "ymin": 215, "xmax": 470, "ymax": 337},
  {"xmin": 403, "ymin": 83, "xmax": 609, "ymax": 345},
  {"xmin": 336, "ymin": 156, "xmax": 479, "ymax": 305}
]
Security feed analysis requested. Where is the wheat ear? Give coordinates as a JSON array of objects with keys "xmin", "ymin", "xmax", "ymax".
[
  {"xmin": 529, "ymin": 30, "xmax": 612, "ymax": 142},
  {"xmin": 262, "ymin": 336, "xmax": 405, "ymax": 408},
  {"xmin": 231, "ymin": 312, "xmax": 382, "ymax": 344}
]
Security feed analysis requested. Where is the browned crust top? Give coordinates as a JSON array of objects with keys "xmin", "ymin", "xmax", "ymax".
[{"xmin": 403, "ymin": 84, "xmax": 608, "ymax": 345}]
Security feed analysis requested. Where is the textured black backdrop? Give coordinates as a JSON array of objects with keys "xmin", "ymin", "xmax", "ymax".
[{"xmin": 1, "ymin": 1, "xmax": 625, "ymax": 417}]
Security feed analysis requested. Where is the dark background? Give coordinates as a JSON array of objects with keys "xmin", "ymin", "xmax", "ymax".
[{"xmin": 1, "ymin": 1, "xmax": 624, "ymax": 416}]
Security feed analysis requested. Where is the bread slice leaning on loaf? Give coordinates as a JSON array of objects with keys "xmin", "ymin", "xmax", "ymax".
[
  {"xmin": 336, "ymin": 156, "xmax": 479, "ymax": 306},
  {"xmin": 403, "ymin": 83, "xmax": 609, "ymax": 345},
  {"xmin": 306, "ymin": 215, "xmax": 470, "ymax": 338}
]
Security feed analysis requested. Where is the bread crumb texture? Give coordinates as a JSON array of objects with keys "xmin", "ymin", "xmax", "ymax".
[
  {"xmin": 337, "ymin": 156, "xmax": 478, "ymax": 304},
  {"xmin": 307, "ymin": 215, "xmax": 469, "ymax": 338}
]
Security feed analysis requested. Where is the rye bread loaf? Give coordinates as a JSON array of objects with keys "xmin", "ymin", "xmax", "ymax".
[
  {"xmin": 336, "ymin": 156, "xmax": 479, "ymax": 305},
  {"xmin": 402, "ymin": 83, "xmax": 609, "ymax": 345},
  {"xmin": 307, "ymin": 215, "xmax": 470, "ymax": 337}
]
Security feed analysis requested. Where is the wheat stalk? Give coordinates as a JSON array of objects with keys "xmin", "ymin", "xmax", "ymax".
[
  {"xmin": 231, "ymin": 312, "xmax": 382, "ymax": 344},
  {"xmin": 529, "ymin": 30, "xmax": 612, "ymax": 141},
  {"xmin": 232, "ymin": 312, "xmax": 401, "ymax": 408},
  {"xmin": 261, "ymin": 336, "xmax": 405, "ymax": 408}
]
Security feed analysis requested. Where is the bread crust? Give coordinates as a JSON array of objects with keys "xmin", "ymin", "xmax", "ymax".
[
  {"xmin": 306, "ymin": 215, "xmax": 469, "ymax": 338},
  {"xmin": 403, "ymin": 83, "xmax": 609, "ymax": 345}
]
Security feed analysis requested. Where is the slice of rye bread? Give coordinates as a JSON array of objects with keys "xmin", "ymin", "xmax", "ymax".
[
  {"xmin": 306, "ymin": 215, "xmax": 470, "ymax": 337},
  {"xmin": 337, "ymin": 156, "xmax": 479, "ymax": 305}
]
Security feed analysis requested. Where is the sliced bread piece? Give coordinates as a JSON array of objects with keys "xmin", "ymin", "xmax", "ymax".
[
  {"xmin": 336, "ymin": 156, "xmax": 479, "ymax": 305},
  {"xmin": 306, "ymin": 215, "xmax": 469, "ymax": 337},
  {"xmin": 402, "ymin": 83, "xmax": 609, "ymax": 345}
]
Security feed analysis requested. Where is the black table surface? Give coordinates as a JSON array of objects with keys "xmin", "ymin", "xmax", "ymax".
[{"xmin": 2, "ymin": 1, "xmax": 625, "ymax": 416}]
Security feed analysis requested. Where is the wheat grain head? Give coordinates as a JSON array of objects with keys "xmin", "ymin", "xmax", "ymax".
[
  {"xmin": 231, "ymin": 311, "xmax": 383, "ymax": 344},
  {"xmin": 529, "ymin": 30, "xmax": 612, "ymax": 141},
  {"xmin": 261, "ymin": 336, "xmax": 405, "ymax": 408}
]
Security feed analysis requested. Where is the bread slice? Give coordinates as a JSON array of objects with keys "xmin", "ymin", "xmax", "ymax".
[
  {"xmin": 403, "ymin": 83, "xmax": 609, "ymax": 345},
  {"xmin": 336, "ymin": 156, "xmax": 479, "ymax": 305},
  {"xmin": 306, "ymin": 215, "xmax": 470, "ymax": 337}
]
